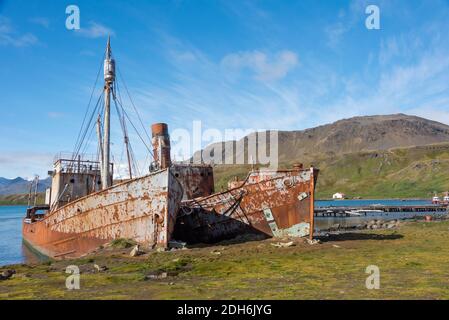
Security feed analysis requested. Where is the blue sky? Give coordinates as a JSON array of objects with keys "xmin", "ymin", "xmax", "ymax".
[{"xmin": 1, "ymin": 0, "xmax": 449, "ymax": 178}]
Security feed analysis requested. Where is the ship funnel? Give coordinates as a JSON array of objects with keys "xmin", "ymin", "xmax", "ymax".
[{"xmin": 151, "ymin": 123, "xmax": 171, "ymax": 169}]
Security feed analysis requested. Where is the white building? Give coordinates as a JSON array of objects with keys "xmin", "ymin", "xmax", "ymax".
[{"xmin": 332, "ymin": 192, "xmax": 346, "ymax": 199}]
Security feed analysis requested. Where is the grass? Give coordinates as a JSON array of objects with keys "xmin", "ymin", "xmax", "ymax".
[
  {"xmin": 109, "ymin": 238, "xmax": 137, "ymax": 249},
  {"xmin": 2, "ymin": 220, "xmax": 449, "ymax": 299}
]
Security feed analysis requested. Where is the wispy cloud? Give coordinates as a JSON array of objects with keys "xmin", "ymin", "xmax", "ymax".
[
  {"xmin": 76, "ymin": 21, "xmax": 115, "ymax": 39},
  {"xmin": 126, "ymin": 33, "xmax": 305, "ymax": 138},
  {"xmin": 302, "ymin": 44, "xmax": 449, "ymax": 127},
  {"xmin": 0, "ymin": 16, "xmax": 38, "ymax": 47},
  {"xmin": 221, "ymin": 50, "xmax": 298, "ymax": 82},
  {"xmin": 29, "ymin": 17, "xmax": 50, "ymax": 29},
  {"xmin": 0, "ymin": 152, "xmax": 54, "ymax": 179},
  {"xmin": 47, "ymin": 112, "xmax": 65, "ymax": 119},
  {"xmin": 325, "ymin": 16, "xmax": 351, "ymax": 49}
]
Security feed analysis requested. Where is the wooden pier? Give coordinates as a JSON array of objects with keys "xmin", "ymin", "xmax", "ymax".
[{"xmin": 315, "ymin": 204, "xmax": 448, "ymax": 217}]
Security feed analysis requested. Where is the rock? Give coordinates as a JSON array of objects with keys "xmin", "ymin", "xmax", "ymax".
[
  {"xmin": 145, "ymin": 272, "xmax": 168, "ymax": 280},
  {"xmin": 93, "ymin": 264, "xmax": 108, "ymax": 272},
  {"xmin": 77, "ymin": 264, "xmax": 96, "ymax": 274},
  {"xmin": 271, "ymin": 241, "xmax": 295, "ymax": 248},
  {"xmin": 130, "ymin": 245, "xmax": 144, "ymax": 257},
  {"xmin": 332, "ymin": 244, "xmax": 341, "ymax": 248},
  {"xmin": 0, "ymin": 269, "xmax": 16, "ymax": 280},
  {"xmin": 330, "ymin": 223, "xmax": 340, "ymax": 230},
  {"xmin": 371, "ymin": 224, "xmax": 378, "ymax": 229},
  {"xmin": 210, "ymin": 249, "xmax": 222, "ymax": 255},
  {"xmin": 307, "ymin": 239, "xmax": 321, "ymax": 245}
]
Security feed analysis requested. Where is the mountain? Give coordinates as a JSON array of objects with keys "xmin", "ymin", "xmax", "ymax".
[
  {"xmin": 0, "ymin": 177, "xmax": 51, "ymax": 195},
  {"xmin": 193, "ymin": 114, "xmax": 449, "ymax": 164},
  {"xmin": 199, "ymin": 114, "xmax": 449, "ymax": 198}
]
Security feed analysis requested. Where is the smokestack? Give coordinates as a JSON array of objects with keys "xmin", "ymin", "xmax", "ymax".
[{"xmin": 151, "ymin": 123, "xmax": 171, "ymax": 170}]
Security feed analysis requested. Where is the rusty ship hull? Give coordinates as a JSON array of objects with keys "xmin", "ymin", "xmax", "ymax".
[
  {"xmin": 22, "ymin": 168, "xmax": 183, "ymax": 259},
  {"xmin": 173, "ymin": 167, "xmax": 318, "ymax": 244}
]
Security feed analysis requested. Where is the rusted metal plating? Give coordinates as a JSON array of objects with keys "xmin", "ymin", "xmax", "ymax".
[
  {"xmin": 171, "ymin": 164, "xmax": 214, "ymax": 200},
  {"xmin": 174, "ymin": 167, "xmax": 319, "ymax": 244},
  {"xmin": 23, "ymin": 168, "xmax": 183, "ymax": 259}
]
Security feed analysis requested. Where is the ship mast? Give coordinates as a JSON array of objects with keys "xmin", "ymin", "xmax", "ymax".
[{"xmin": 101, "ymin": 36, "xmax": 115, "ymax": 189}]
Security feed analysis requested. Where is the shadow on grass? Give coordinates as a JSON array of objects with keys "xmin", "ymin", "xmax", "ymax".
[{"xmin": 318, "ymin": 232, "xmax": 404, "ymax": 242}]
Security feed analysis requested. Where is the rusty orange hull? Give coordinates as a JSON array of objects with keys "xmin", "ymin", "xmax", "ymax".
[
  {"xmin": 173, "ymin": 167, "xmax": 318, "ymax": 244},
  {"xmin": 22, "ymin": 168, "xmax": 183, "ymax": 259}
]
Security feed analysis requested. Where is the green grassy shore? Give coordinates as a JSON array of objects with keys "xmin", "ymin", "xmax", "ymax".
[
  {"xmin": 2, "ymin": 219, "xmax": 449, "ymax": 299},
  {"xmin": 0, "ymin": 193, "xmax": 44, "ymax": 206}
]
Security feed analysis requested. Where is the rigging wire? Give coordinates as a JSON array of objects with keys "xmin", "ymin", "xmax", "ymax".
[
  {"xmin": 80, "ymin": 97, "xmax": 105, "ymax": 158},
  {"xmin": 72, "ymin": 50, "xmax": 106, "ymax": 160},
  {"xmin": 127, "ymin": 139, "xmax": 141, "ymax": 176},
  {"xmin": 114, "ymin": 95, "xmax": 153, "ymax": 156},
  {"xmin": 112, "ymin": 91, "xmax": 135, "ymax": 178},
  {"xmin": 71, "ymin": 93, "xmax": 104, "ymax": 163},
  {"xmin": 115, "ymin": 81, "xmax": 153, "ymax": 175},
  {"xmin": 117, "ymin": 67, "xmax": 153, "ymax": 150}
]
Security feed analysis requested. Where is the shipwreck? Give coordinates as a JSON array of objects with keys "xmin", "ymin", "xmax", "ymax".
[{"xmin": 23, "ymin": 39, "xmax": 319, "ymax": 259}]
